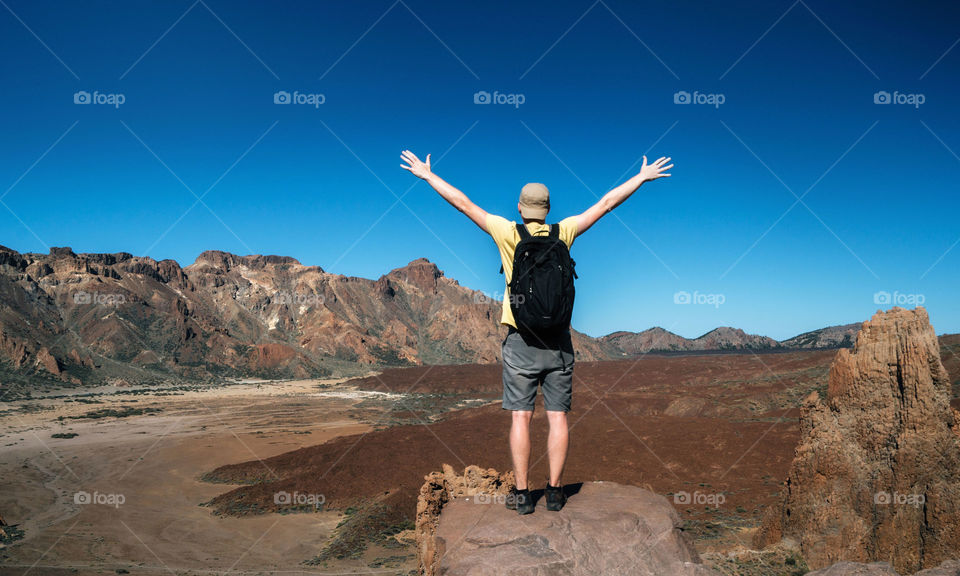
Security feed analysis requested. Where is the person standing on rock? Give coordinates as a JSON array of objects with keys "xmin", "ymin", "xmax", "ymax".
[{"xmin": 401, "ymin": 150, "xmax": 672, "ymax": 514}]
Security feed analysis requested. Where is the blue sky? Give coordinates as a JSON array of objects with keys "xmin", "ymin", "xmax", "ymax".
[{"xmin": 1, "ymin": 0, "xmax": 958, "ymax": 340}]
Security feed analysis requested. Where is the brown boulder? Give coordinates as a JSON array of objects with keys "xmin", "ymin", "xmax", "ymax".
[{"xmin": 755, "ymin": 307, "xmax": 960, "ymax": 574}]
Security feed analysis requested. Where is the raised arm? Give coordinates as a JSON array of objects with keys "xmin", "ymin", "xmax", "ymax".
[
  {"xmin": 575, "ymin": 155, "xmax": 672, "ymax": 236},
  {"xmin": 400, "ymin": 150, "xmax": 488, "ymax": 233}
]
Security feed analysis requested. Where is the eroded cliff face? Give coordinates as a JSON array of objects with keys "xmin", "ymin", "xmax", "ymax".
[{"xmin": 756, "ymin": 307, "xmax": 960, "ymax": 574}]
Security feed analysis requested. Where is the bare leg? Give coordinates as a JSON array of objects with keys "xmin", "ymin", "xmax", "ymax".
[
  {"xmin": 546, "ymin": 410, "xmax": 568, "ymax": 487},
  {"xmin": 510, "ymin": 410, "xmax": 534, "ymax": 490}
]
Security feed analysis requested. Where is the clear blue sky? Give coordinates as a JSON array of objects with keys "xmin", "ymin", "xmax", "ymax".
[{"xmin": 1, "ymin": 0, "xmax": 958, "ymax": 340}]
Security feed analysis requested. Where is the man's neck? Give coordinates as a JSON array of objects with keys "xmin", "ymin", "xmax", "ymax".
[{"xmin": 521, "ymin": 218, "xmax": 545, "ymax": 225}]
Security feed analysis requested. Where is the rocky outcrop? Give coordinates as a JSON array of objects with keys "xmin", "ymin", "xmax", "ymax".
[
  {"xmin": 385, "ymin": 258, "xmax": 442, "ymax": 294},
  {"xmin": 416, "ymin": 464, "xmax": 515, "ymax": 576},
  {"xmin": 34, "ymin": 347, "xmax": 61, "ymax": 377},
  {"xmin": 415, "ymin": 467, "xmax": 719, "ymax": 576},
  {"xmin": 755, "ymin": 307, "xmax": 960, "ymax": 574}
]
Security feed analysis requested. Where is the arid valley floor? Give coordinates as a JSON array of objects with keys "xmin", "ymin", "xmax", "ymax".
[{"xmin": 3, "ymin": 337, "xmax": 959, "ymax": 576}]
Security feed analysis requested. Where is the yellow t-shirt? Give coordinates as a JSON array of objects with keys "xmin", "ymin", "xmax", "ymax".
[{"xmin": 486, "ymin": 214, "xmax": 578, "ymax": 329}]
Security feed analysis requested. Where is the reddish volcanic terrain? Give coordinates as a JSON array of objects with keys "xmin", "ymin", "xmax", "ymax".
[
  {"xmin": 204, "ymin": 350, "xmax": 844, "ymax": 553},
  {"xmin": 204, "ymin": 338, "xmax": 960, "ymax": 561}
]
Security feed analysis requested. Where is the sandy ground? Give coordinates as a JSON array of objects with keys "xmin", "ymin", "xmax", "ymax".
[{"xmin": 0, "ymin": 378, "xmax": 411, "ymax": 576}]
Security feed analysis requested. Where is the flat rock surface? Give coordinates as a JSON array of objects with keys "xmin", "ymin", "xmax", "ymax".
[{"xmin": 433, "ymin": 481, "xmax": 720, "ymax": 576}]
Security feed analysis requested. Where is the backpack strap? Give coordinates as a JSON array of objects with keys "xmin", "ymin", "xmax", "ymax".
[
  {"xmin": 548, "ymin": 223, "xmax": 560, "ymax": 240},
  {"xmin": 515, "ymin": 222, "xmax": 532, "ymax": 240}
]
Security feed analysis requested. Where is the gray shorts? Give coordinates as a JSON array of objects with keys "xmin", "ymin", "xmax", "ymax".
[{"xmin": 501, "ymin": 328, "xmax": 575, "ymax": 412}]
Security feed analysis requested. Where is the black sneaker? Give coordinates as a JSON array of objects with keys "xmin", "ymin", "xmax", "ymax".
[
  {"xmin": 512, "ymin": 488, "xmax": 534, "ymax": 515},
  {"xmin": 545, "ymin": 483, "xmax": 566, "ymax": 511}
]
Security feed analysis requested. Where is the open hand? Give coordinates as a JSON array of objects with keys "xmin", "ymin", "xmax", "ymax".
[
  {"xmin": 400, "ymin": 150, "xmax": 432, "ymax": 180},
  {"xmin": 638, "ymin": 156, "xmax": 673, "ymax": 182}
]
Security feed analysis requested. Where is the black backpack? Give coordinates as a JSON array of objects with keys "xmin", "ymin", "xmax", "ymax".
[{"xmin": 503, "ymin": 222, "xmax": 577, "ymax": 336}]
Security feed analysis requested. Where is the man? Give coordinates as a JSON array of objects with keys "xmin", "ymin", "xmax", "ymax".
[{"xmin": 400, "ymin": 150, "xmax": 672, "ymax": 514}]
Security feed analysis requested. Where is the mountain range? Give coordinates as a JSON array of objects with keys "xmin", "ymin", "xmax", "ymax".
[{"xmin": 0, "ymin": 245, "xmax": 862, "ymax": 392}]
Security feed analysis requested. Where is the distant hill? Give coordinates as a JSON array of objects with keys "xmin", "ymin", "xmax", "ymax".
[
  {"xmin": 600, "ymin": 326, "xmax": 784, "ymax": 356},
  {"xmin": 778, "ymin": 323, "xmax": 860, "ymax": 349}
]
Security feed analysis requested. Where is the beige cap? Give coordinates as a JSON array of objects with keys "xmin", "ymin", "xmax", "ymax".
[{"xmin": 519, "ymin": 182, "xmax": 550, "ymax": 220}]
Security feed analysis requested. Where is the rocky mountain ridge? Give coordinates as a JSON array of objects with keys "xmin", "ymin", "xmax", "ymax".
[{"xmin": 0, "ymin": 244, "xmax": 884, "ymax": 392}]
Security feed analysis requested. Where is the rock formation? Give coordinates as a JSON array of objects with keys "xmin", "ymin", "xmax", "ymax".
[
  {"xmin": 415, "ymin": 466, "xmax": 720, "ymax": 576},
  {"xmin": 755, "ymin": 307, "xmax": 960, "ymax": 574},
  {"xmin": 416, "ymin": 464, "xmax": 516, "ymax": 575}
]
